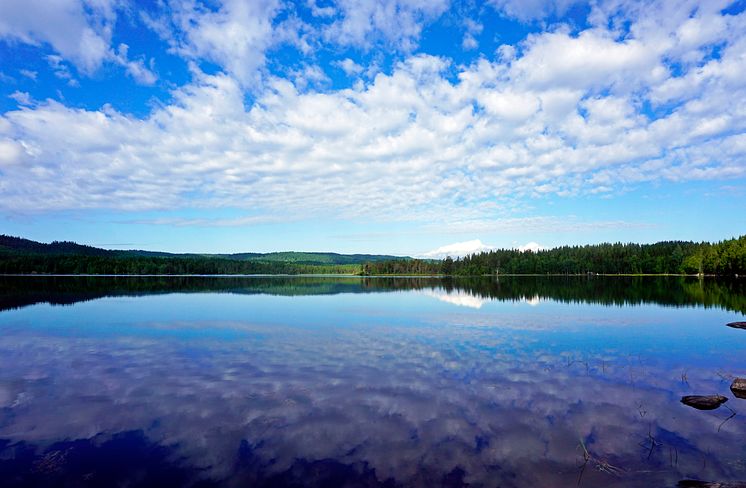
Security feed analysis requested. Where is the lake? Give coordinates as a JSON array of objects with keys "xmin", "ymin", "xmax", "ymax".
[{"xmin": 0, "ymin": 276, "xmax": 745, "ymax": 487}]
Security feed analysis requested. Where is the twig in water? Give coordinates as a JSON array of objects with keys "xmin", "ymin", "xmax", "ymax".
[
  {"xmin": 639, "ymin": 424, "xmax": 662, "ymax": 460},
  {"xmin": 637, "ymin": 401, "xmax": 647, "ymax": 418},
  {"xmin": 717, "ymin": 404, "xmax": 737, "ymax": 433},
  {"xmin": 577, "ymin": 456, "xmax": 588, "ymax": 486},
  {"xmin": 577, "ymin": 437, "xmax": 624, "ymax": 486},
  {"xmin": 716, "ymin": 370, "xmax": 734, "ymax": 382}
]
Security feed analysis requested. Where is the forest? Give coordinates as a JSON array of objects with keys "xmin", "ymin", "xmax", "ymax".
[
  {"xmin": 362, "ymin": 235, "xmax": 746, "ymax": 276},
  {"xmin": 0, "ymin": 253, "xmax": 360, "ymax": 275},
  {"xmin": 1, "ymin": 234, "xmax": 745, "ymax": 276},
  {"xmin": 0, "ymin": 235, "xmax": 386, "ymax": 275}
]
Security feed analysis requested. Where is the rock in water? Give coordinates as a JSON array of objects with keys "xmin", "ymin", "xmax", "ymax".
[
  {"xmin": 726, "ymin": 321, "xmax": 746, "ymax": 330},
  {"xmin": 680, "ymin": 395, "xmax": 728, "ymax": 410},
  {"xmin": 679, "ymin": 481, "xmax": 746, "ymax": 488},
  {"xmin": 731, "ymin": 378, "xmax": 746, "ymax": 399}
]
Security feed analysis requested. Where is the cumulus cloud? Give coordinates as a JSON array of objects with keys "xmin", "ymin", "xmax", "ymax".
[
  {"xmin": 163, "ymin": 0, "xmax": 281, "ymax": 87},
  {"xmin": 8, "ymin": 91, "xmax": 33, "ymax": 106},
  {"xmin": 518, "ymin": 241, "xmax": 544, "ymax": 252},
  {"xmin": 0, "ymin": 139, "xmax": 25, "ymax": 166},
  {"xmin": 288, "ymin": 63, "xmax": 331, "ymax": 90},
  {"xmin": 462, "ymin": 18, "xmax": 483, "ymax": 50},
  {"xmin": 334, "ymin": 58, "xmax": 365, "ymax": 76},
  {"xmin": 421, "ymin": 240, "xmax": 544, "ymax": 258},
  {"xmin": 0, "ymin": 0, "xmax": 114, "ymax": 74},
  {"xmin": 307, "ymin": 0, "xmax": 336, "ymax": 18},
  {"xmin": 0, "ymin": 0, "xmax": 159, "ymax": 85},
  {"xmin": 322, "ymin": 0, "xmax": 450, "ymax": 50},
  {"xmin": 421, "ymin": 239, "xmax": 495, "ymax": 259},
  {"xmin": 45, "ymin": 54, "xmax": 77, "ymax": 85},
  {"xmin": 0, "ymin": 2, "xmax": 745, "ymax": 228},
  {"xmin": 488, "ymin": 0, "xmax": 583, "ymax": 22},
  {"xmin": 111, "ymin": 43, "xmax": 158, "ymax": 86},
  {"xmin": 142, "ymin": 0, "xmax": 448, "ymax": 88}
]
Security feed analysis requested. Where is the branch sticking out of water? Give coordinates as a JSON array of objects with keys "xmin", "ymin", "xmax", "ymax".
[
  {"xmin": 717, "ymin": 404, "xmax": 737, "ymax": 433},
  {"xmin": 577, "ymin": 438, "xmax": 624, "ymax": 486}
]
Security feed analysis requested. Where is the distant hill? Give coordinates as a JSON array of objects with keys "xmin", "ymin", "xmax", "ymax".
[
  {"xmin": 227, "ymin": 251, "xmax": 399, "ymax": 265},
  {"xmin": 0, "ymin": 235, "xmax": 406, "ymax": 266},
  {"xmin": 0, "ymin": 235, "xmax": 113, "ymax": 257}
]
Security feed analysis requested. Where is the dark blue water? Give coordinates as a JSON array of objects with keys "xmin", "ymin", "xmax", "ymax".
[{"xmin": 0, "ymin": 277, "xmax": 744, "ymax": 487}]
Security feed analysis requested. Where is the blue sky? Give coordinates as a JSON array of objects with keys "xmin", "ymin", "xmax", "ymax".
[{"xmin": 0, "ymin": 0, "xmax": 745, "ymax": 257}]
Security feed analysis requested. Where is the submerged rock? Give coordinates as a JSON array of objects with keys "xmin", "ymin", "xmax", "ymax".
[
  {"xmin": 726, "ymin": 321, "xmax": 746, "ymax": 330},
  {"xmin": 680, "ymin": 395, "xmax": 728, "ymax": 410},
  {"xmin": 679, "ymin": 481, "xmax": 746, "ymax": 488},
  {"xmin": 731, "ymin": 378, "xmax": 746, "ymax": 399}
]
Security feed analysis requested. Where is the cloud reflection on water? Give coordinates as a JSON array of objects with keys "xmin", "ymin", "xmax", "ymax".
[
  {"xmin": 0, "ymin": 290, "xmax": 745, "ymax": 487},
  {"xmin": 423, "ymin": 290, "xmax": 488, "ymax": 309}
]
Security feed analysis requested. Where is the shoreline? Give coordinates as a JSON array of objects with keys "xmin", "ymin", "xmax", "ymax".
[{"xmin": 0, "ymin": 273, "xmax": 739, "ymax": 278}]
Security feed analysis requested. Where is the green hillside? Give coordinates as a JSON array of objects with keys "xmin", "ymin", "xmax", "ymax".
[
  {"xmin": 230, "ymin": 251, "xmax": 399, "ymax": 265},
  {"xmin": 0, "ymin": 235, "xmax": 407, "ymax": 272}
]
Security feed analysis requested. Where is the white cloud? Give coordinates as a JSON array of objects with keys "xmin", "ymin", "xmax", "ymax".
[
  {"xmin": 420, "ymin": 216, "xmax": 652, "ymax": 235},
  {"xmin": 112, "ymin": 44, "xmax": 158, "ymax": 86},
  {"xmin": 8, "ymin": 91, "xmax": 33, "ymax": 106},
  {"xmin": 126, "ymin": 215, "xmax": 283, "ymax": 227},
  {"xmin": 420, "ymin": 240, "xmax": 541, "ymax": 259},
  {"xmin": 1, "ymin": 4, "xmax": 745, "ymax": 227},
  {"xmin": 144, "ymin": 0, "xmax": 451, "ymax": 88},
  {"xmin": 0, "ymin": 139, "xmax": 25, "ymax": 166},
  {"xmin": 462, "ymin": 18, "xmax": 482, "ymax": 50},
  {"xmin": 45, "ymin": 55, "xmax": 79, "ymax": 86},
  {"xmin": 462, "ymin": 34, "xmax": 478, "ymax": 50},
  {"xmin": 488, "ymin": 0, "xmax": 582, "ymax": 22},
  {"xmin": 509, "ymin": 29, "xmax": 664, "ymax": 92},
  {"xmin": 517, "ymin": 242, "xmax": 543, "ymax": 252},
  {"xmin": 0, "ymin": 0, "xmax": 115, "ymax": 74},
  {"xmin": 288, "ymin": 64, "xmax": 330, "ymax": 90},
  {"xmin": 421, "ymin": 240, "xmax": 495, "ymax": 259},
  {"xmin": 335, "ymin": 58, "xmax": 365, "ymax": 76},
  {"xmin": 165, "ymin": 0, "xmax": 281, "ymax": 87},
  {"xmin": 19, "ymin": 69, "xmax": 37, "ymax": 80},
  {"xmin": 307, "ymin": 0, "xmax": 336, "ymax": 18},
  {"xmin": 323, "ymin": 0, "xmax": 450, "ymax": 50},
  {"xmin": 0, "ymin": 0, "xmax": 159, "ymax": 85}
]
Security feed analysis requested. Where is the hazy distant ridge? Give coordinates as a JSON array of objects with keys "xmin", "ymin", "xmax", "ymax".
[{"xmin": 0, "ymin": 235, "xmax": 405, "ymax": 266}]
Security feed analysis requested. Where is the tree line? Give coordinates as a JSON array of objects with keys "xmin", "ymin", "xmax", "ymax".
[
  {"xmin": 362, "ymin": 235, "xmax": 746, "ymax": 276},
  {"xmin": 0, "ymin": 255, "xmax": 359, "ymax": 276},
  {"xmin": 1, "ymin": 235, "xmax": 744, "ymax": 276}
]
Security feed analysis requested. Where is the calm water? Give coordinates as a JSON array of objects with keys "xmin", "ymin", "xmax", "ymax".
[{"xmin": 0, "ymin": 276, "xmax": 745, "ymax": 487}]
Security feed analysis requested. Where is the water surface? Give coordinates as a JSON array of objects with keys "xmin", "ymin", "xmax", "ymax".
[{"xmin": 0, "ymin": 276, "xmax": 745, "ymax": 487}]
